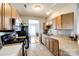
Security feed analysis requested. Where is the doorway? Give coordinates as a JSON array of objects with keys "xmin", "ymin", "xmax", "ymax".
[{"xmin": 29, "ymin": 20, "xmax": 40, "ymax": 43}]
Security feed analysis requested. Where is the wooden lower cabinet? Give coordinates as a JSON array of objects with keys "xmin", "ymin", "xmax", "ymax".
[
  {"xmin": 49, "ymin": 39, "xmax": 59, "ymax": 56},
  {"xmin": 49, "ymin": 39, "xmax": 54, "ymax": 53},
  {"xmin": 45, "ymin": 37, "xmax": 50, "ymax": 49},
  {"xmin": 42, "ymin": 35, "xmax": 59, "ymax": 56},
  {"xmin": 53, "ymin": 39, "xmax": 59, "ymax": 56}
]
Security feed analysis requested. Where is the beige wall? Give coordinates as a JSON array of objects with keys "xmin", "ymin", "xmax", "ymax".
[{"xmin": 21, "ymin": 16, "xmax": 46, "ymax": 34}]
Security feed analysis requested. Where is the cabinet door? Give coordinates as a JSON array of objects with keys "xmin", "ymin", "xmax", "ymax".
[
  {"xmin": 53, "ymin": 39, "xmax": 59, "ymax": 56},
  {"xmin": 4, "ymin": 3, "xmax": 12, "ymax": 30},
  {"xmin": 0, "ymin": 3, "xmax": 2, "ymax": 29},
  {"xmin": 49, "ymin": 39, "xmax": 54, "ymax": 53},
  {"xmin": 61, "ymin": 13, "xmax": 74, "ymax": 29},
  {"xmin": 56, "ymin": 16, "xmax": 62, "ymax": 29},
  {"xmin": 52, "ymin": 18, "xmax": 57, "ymax": 29},
  {"xmin": 12, "ymin": 7, "xmax": 17, "ymax": 18}
]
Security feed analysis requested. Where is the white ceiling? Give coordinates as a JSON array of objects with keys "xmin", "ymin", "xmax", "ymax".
[{"xmin": 11, "ymin": 3, "xmax": 70, "ymax": 18}]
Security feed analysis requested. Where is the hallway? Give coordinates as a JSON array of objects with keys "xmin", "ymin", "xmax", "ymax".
[
  {"xmin": 27, "ymin": 43, "xmax": 53, "ymax": 56},
  {"xmin": 26, "ymin": 36, "xmax": 53, "ymax": 56}
]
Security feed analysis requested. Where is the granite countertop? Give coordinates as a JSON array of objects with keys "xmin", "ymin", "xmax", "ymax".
[
  {"xmin": 0, "ymin": 43, "xmax": 22, "ymax": 56},
  {"xmin": 42, "ymin": 34, "xmax": 79, "ymax": 56}
]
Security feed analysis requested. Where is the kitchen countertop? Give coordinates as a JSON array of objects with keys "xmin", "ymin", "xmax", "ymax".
[
  {"xmin": 42, "ymin": 34, "xmax": 79, "ymax": 56},
  {"xmin": 0, "ymin": 43, "xmax": 22, "ymax": 56}
]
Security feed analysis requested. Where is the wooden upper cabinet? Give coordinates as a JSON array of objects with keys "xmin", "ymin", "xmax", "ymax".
[
  {"xmin": 0, "ymin": 3, "xmax": 2, "ymax": 29},
  {"xmin": 56, "ymin": 16, "xmax": 62, "ymax": 29},
  {"xmin": 45, "ymin": 12, "xmax": 74, "ymax": 30},
  {"xmin": 5, "ymin": 3, "xmax": 11, "ymax": 17},
  {"xmin": 0, "ymin": 3, "xmax": 21, "ymax": 31},
  {"xmin": 52, "ymin": 13, "xmax": 74, "ymax": 29},
  {"xmin": 61, "ymin": 13, "xmax": 74, "ymax": 29},
  {"xmin": 12, "ymin": 7, "xmax": 17, "ymax": 18},
  {"xmin": 4, "ymin": 3, "xmax": 12, "ymax": 30},
  {"xmin": 52, "ymin": 18, "xmax": 57, "ymax": 29}
]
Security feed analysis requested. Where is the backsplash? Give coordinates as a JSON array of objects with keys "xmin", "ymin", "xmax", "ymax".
[
  {"xmin": 57, "ymin": 29, "xmax": 73, "ymax": 36},
  {"xmin": 48, "ymin": 28, "xmax": 73, "ymax": 36}
]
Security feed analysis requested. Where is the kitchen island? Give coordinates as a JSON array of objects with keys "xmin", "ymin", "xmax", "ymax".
[
  {"xmin": 42, "ymin": 34, "xmax": 79, "ymax": 56},
  {"xmin": 0, "ymin": 43, "xmax": 22, "ymax": 56}
]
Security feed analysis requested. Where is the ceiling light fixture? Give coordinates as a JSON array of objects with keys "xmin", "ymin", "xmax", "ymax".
[
  {"xmin": 46, "ymin": 12, "xmax": 50, "ymax": 15},
  {"xmin": 32, "ymin": 4, "xmax": 43, "ymax": 11},
  {"xmin": 34, "ymin": 5, "xmax": 41, "ymax": 10}
]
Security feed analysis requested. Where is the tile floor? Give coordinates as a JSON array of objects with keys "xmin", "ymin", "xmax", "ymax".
[
  {"xmin": 27, "ymin": 37, "xmax": 53, "ymax": 56},
  {"xmin": 27, "ymin": 43, "xmax": 53, "ymax": 56}
]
